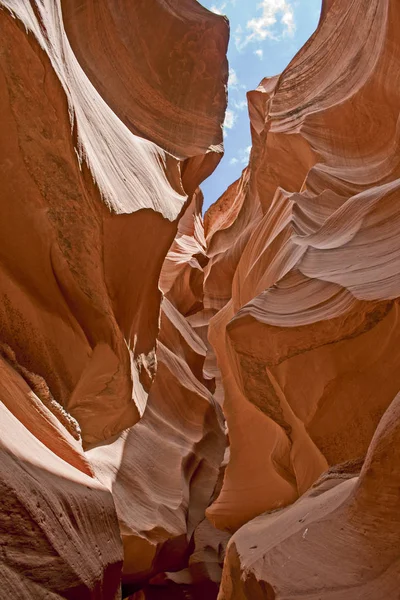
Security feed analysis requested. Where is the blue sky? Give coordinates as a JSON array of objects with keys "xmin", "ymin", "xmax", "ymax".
[{"xmin": 200, "ymin": 0, "xmax": 322, "ymax": 210}]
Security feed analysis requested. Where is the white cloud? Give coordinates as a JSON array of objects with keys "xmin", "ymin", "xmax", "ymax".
[
  {"xmin": 228, "ymin": 67, "xmax": 247, "ymax": 93},
  {"xmin": 281, "ymin": 7, "xmax": 295, "ymax": 36},
  {"xmin": 229, "ymin": 145, "xmax": 252, "ymax": 167},
  {"xmin": 228, "ymin": 67, "xmax": 239, "ymax": 89},
  {"xmin": 254, "ymin": 49, "xmax": 264, "ymax": 59},
  {"xmin": 234, "ymin": 25, "xmax": 243, "ymax": 50},
  {"xmin": 241, "ymin": 146, "xmax": 252, "ymax": 164},
  {"xmin": 233, "ymin": 99, "xmax": 248, "ymax": 111},
  {"xmin": 210, "ymin": 0, "xmax": 236, "ymax": 15},
  {"xmin": 236, "ymin": 0, "xmax": 296, "ymax": 49},
  {"xmin": 223, "ymin": 108, "xmax": 237, "ymax": 132},
  {"xmin": 210, "ymin": 4, "xmax": 224, "ymax": 14}
]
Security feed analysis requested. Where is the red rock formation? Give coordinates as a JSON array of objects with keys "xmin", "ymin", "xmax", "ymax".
[
  {"xmin": 219, "ymin": 393, "xmax": 400, "ymax": 599},
  {"xmin": 205, "ymin": 0, "xmax": 400, "ymax": 596},
  {"xmin": 206, "ymin": 0, "xmax": 400, "ymax": 532},
  {"xmin": 2, "ymin": 0, "xmax": 400, "ymax": 597},
  {"xmin": 87, "ymin": 293, "xmax": 226, "ymax": 594},
  {"xmin": 0, "ymin": 355, "xmax": 123, "ymax": 598},
  {"xmin": 0, "ymin": 0, "xmax": 228, "ymax": 596}
]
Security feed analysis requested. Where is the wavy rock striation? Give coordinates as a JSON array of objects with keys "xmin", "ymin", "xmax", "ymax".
[
  {"xmin": 2, "ymin": 0, "xmax": 400, "ymax": 598},
  {"xmin": 219, "ymin": 394, "xmax": 400, "ymax": 599},
  {"xmin": 205, "ymin": 0, "xmax": 400, "ymax": 596},
  {"xmin": 0, "ymin": 0, "xmax": 228, "ymax": 596},
  {"xmin": 207, "ymin": 0, "xmax": 400, "ymax": 530}
]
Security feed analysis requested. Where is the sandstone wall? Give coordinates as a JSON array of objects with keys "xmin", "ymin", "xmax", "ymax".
[{"xmin": 1, "ymin": 0, "xmax": 400, "ymax": 598}]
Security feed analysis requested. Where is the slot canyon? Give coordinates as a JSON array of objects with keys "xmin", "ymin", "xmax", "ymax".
[{"xmin": 0, "ymin": 0, "xmax": 400, "ymax": 598}]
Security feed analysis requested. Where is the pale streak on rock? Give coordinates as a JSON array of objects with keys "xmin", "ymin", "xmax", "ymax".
[
  {"xmin": 2, "ymin": 0, "xmax": 187, "ymax": 219},
  {"xmin": 219, "ymin": 393, "xmax": 400, "ymax": 599},
  {"xmin": 3, "ymin": 0, "xmax": 400, "ymax": 597},
  {"xmin": 207, "ymin": 0, "xmax": 400, "ymax": 595},
  {"xmin": 0, "ymin": 0, "xmax": 228, "ymax": 596}
]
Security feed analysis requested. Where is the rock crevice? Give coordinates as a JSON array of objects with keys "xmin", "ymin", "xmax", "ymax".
[{"xmin": 1, "ymin": 0, "xmax": 400, "ymax": 598}]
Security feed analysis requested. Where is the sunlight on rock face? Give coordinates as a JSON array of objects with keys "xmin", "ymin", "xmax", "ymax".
[
  {"xmin": 201, "ymin": 0, "xmax": 323, "ymax": 209},
  {"xmin": 1, "ymin": 0, "xmax": 400, "ymax": 598}
]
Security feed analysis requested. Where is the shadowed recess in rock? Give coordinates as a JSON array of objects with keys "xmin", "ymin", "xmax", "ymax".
[{"xmin": 1, "ymin": 0, "xmax": 400, "ymax": 598}]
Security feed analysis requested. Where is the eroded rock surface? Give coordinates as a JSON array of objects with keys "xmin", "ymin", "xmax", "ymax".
[
  {"xmin": 207, "ymin": 0, "xmax": 400, "ymax": 532},
  {"xmin": 219, "ymin": 394, "xmax": 400, "ymax": 599},
  {"xmin": 0, "ymin": 0, "xmax": 227, "ymax": 596},
  {"xmin": 1, "ymin": 0, "xmax": 400, "ymax": 598},
  {"xmin": 206, "ymin": 0, "xmax": 400, "ymax": 596}
]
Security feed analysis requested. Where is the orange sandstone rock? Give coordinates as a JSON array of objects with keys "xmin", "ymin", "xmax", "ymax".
[
  {"xmin": 206, "ymin": 0, "xmax": 400, "ymax": 538},
  {"xmin": 2, "ymin": 0, "xmax": 400, "ymax": 597},
  {"xmin": 219, "ymin": 392, "xmax": 400, "ymax": 599},
  {"xmin": 0, "ymin": 0, "xmax": 227, "ymax": 596}
]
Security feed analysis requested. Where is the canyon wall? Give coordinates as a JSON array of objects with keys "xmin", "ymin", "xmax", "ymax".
[
  {"xmin": 206, "ymin": 0, "xmax": 400, "ymax": 597},
  {"xmin": 1, "ymin": 0, "xmax": 400, "ymax": 598},
  {"xmin": 0, "ymin": 0, "xmax": 228, "ymax": 597}
]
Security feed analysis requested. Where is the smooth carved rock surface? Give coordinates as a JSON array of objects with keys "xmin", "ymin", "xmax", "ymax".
[
  {"xmin": 205, "ymin": 0, "xmax": 400, "ymax": 596},
  {"xmin": 2, "ymin": 0, "xmax": 400, "ymax": 598},
  {"xmin": 0, "ymin": 0, "xmax": 228, "ymax": 596},
  {"xmin": 219, "ymin": 395, "xmax": 400, "ymax": 599},
  {"xmin": 206, "ymin": 0, "xmax": 400, "ymax": 533}
]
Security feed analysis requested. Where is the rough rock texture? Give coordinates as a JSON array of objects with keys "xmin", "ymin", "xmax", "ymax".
[
  {"xmin": 206, "ymin": 0, "xmax": 400, "ymax": 596},
  {"xmin": 0, "ymin": 0, "xmax": 228, "ymax": 597},
  {"xmin": 219, "ymin": 395, "xmax": 400, "ymax": 599},
  {"xmin": 206, "ymin": 0, "xmax": 400, "ymax": 532},
  {"xmin": 2, "ymin": 0, "xmax": 400, "ymax": 598}
]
